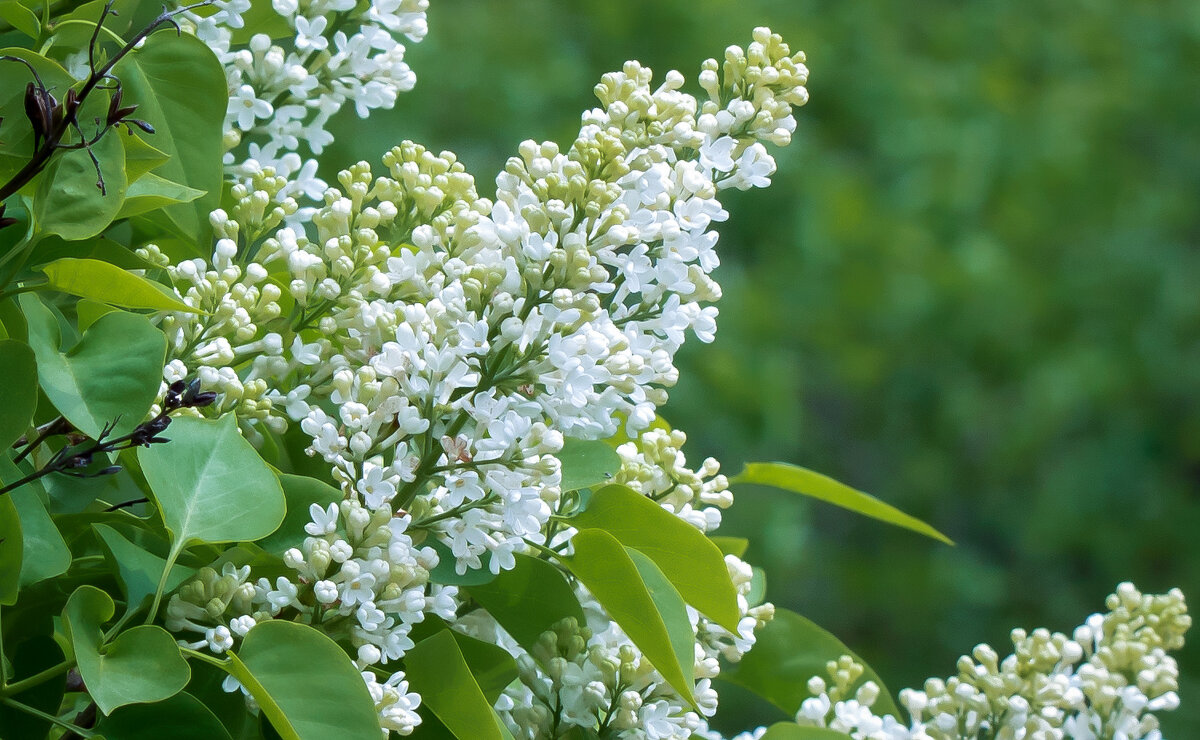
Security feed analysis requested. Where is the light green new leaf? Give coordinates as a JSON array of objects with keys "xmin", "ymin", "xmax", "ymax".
[
  {"xmin": 139, "ymin": 415, "xmax": 286, "ymax": 550},
  {"xmin": 0, "ymin": 493, "xmax": 22, "ymax": 605},
  {"xmin": 626, "ymin": 547, "xmax": 695, "ymax": 704},
  {"xmin": 719, "ymin": 607, "xmax": 901, "ymax": 721},
  {"xmin": 94, "ymin": 691, "xmax": 233, "ymax": 740},
  {"xmin": 409, "ymin": 617, "xmax": 520, "ymax": 703},
  {"xmin": 256, "ymin": 473, "xmax": 342, "ymax": 555},
  {"xmin": 556, "ymin": 437, "xmax": 621, "ymax": 492},
  {"xmin": 116, "ymin": 172, "xmax": 206, "ymax": 220},
  {"xmin": 224, "ymin": 620, "xmax": 381, "ymax": 740},
  {"xmin": 562, "ymin": 529, "xmax": 695, "ymax": 706},
  {"xmin": 466, "ymin": 553, "xmax": 586, "ymax": 654},
  {"xmin": 733, "ymin": 462, "xmax": 953, "ymax": 545},
  {"xmin": 760, "ymin": 723, "xmax": 854, "ymax": 740},
  {"xmin": 34, "ymin": 125, "xmax": 127, "ymax": 241},
  {"xmin": 22, "ymin": 293, "xmax": 165, "ymax": 438},
  {"xmin": 405, "ymin": 629, "xmax": 508, "ymax": 740},
  {"xmin": 569, "ymin": 484, "xmax": 741, "ymax": 632},
  {"xmin": 114, "ymin": 29, "xmax": 227, "ymax": 247},
  {"xmin": 0, "ymin": 338, "xmax": 36, "ymax": 449},
  {"xmin": 122, "ymin": 132, "xmax": 171, "ymax": 182},
  {"xmin": 1, "ymin": 456, "xmax": 70, "ymax": 587},
  {"xmin": 40, "ymin": 257, "xmax": 198, "ymax": 313},
  {"xmin": 94, "ymin": 523, "xmax": 196, "ymax": 616},
  {"xmin": 63, "ymin": 585, "xmax": 191, "ymax": 715},
  {"xmin": 0, "ymin": 1, "xmax": 38, "ymax": 38}
]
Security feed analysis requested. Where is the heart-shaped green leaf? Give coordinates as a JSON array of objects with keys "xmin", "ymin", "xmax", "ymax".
[
  {"xmin": 63, "ymin": 585, "xmax": 191, "ymax": 715},
  {"xmin": 569, "ymin": 484, "xmax": 741, "ymax": 632},
  {"xmin": 21, "ymin": 293, "xmax": 166, "ymax": 438},
  {"xmin": 720, "ymin": 607, "xmax": 901, "ymax": 721},
  {"xmin": 732, "ymin": 462, "xmax": 953, "ymax": 545},
  {"xmin": 562, "ymin": 528, "xmax": 695, "ymax": 706},
  {"xmin": 139, "ymin": 415, "xmax": 286, "ymax": 550},
  {"xmin": 223, "ymin": 620, "xmax": 381, "ymax": 740},
  {"xmin": 93, "ymin": 691, "xmax": 234, "ymax": 740},
  {"xmin": 556, "ymin": 437, "xmax": 621, "ymax": 492},
  {"xmin": 405, "ymin": 629, "xmax": 509, "ymax": 740},
  {"xmin": 114, "ymin": 30, "xmax": 227, "ymax": 248},
  {"xmin": 39, "ymin": 257, "xmax": 199, "ymax": 313},
  {"xmin": 466, "ymin": 553, "xmax": 585, "ymax": 654},
  {"xmin": 0, "ymin": 339, "xmax": 36, "ymax": 449}
]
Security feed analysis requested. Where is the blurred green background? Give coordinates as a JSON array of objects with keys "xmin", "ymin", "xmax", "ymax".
[{"xmin": 320, "ymin": 1, "xmax": 1200, "ymax": 734}]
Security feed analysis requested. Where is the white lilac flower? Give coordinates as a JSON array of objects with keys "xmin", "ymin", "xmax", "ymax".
[
  {"xmin": 723, "ymin": 583, "xmax": 1191, "ymax": 740},
  {"xmin": 179, "ymin": 0, "xmax": 430, "ymax": 195},
  {"xmin": 157, "ymin": 25, "xmax": 810, "ymax": 738}
]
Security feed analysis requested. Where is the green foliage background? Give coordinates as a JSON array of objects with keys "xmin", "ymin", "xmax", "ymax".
[{"xmin": 321, "ymin": 1, "xmax": 1200, "ymax": 733}]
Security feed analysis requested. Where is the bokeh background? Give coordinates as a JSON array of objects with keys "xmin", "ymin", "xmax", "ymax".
[{"xmin": 320, "ymin": 1, "xmax": 1200, "ymax": 734}]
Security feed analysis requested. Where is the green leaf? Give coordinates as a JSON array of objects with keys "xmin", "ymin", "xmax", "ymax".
[
  {"xmin": 719, "ymin": 607, "xmax": 901, "ymax": 721},
  {"xmin": 0, "ymin": 339, "xmax": 36, "ymax": 448},
  {"xmin": 562, "ymin": 529, "xmax": 695, "ymax": 706},
  {"xmin": 556, "ymin": 437, "xmax": 621, "ymax": 492},
  {"xmin": 21, "ymin": 293, "xmax": 165, "ymax": 438},
  {"xmin": 0, "ymin": 1, "xmax": 38, "ymax": 38},
  {"xmin": 405, "ymin": 629, "xmax": 508, "ymax": 740},
  {"xmin": 760, "ymin": 723, "xmax": 853, "ymax": 740},
  {"xmin": 33, "ymin": 124, "xmax": 127, "ymax": 240},
  {"xmin": 1, "ymin": 457, "xmax": 69, "ymax": 587},
  {"xmin": 223, "ymin": 620, "xmax": 381, "ymax": 740},
  {"xmin": 117, "ymin": 172, "xmax": 207, "ymax": 220},
  {"xmin": 77, "ymin": 299, "xmax": 120, "ymax": 332},
  {"xmin": 0, "ymin": 50, "xmax": 74, "ymax": 182},
  {"xmin": 466, "ymin": 553, "xmax": 586, "ymax": 654},
  {"xmin": 747, "ymin": 566, "xmax": 766, "ymax": 607},
  {"xmin": 94, "ymin": 692, "xmax": 234, "ymax": 740},
  {"xmin": 30, "ymin": 235, "xmax": 161, "ymax": 272},
  {"xmin": 710, "ymin": 535, "xmax": 749, "ymax": 558},
  {"xmin": 39, "ymin": 257, "xmax": 197, "ymax": 313},
  {"xmin": 732, "ymin": 462, "xmax": 953, "ymax": 545},
  {"xmin": 0, "ymin": 635, "xmax": 67, "ymax": 739},
  {"xmin": 114, "ymin": 29, "xmax": 227, "ymax": 247},
  {"xmin": 0, "ymin": 493, "xmax": 21, "ymax": 605},
  {"xmin": 62, "ymin": 585, "xmax": 191, "ymax": 715},
  {"xmin": 122, "ymin": 132, "xmax": 171, "ymax": 182},
  {"xmin": 255, "ymin": 473, "xmax": 342, "ymax": 555},
  {"xmin": 138, "ymin": 415, "xmax": 286, "ymax": 551},
  {"xmin": 409, "ymin": 617, "xmax": 519, "ymax": 703},
  {"xmin": 626, "ymin": 547, "xmax": 695, "ymax": 705},
  {"xmin": 569, "ymin": 484, "xmax": 741, "ymax": 632},
  {"xmin": 94, "ymin": 523, "xmax": 195, "ymax": 616}
]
